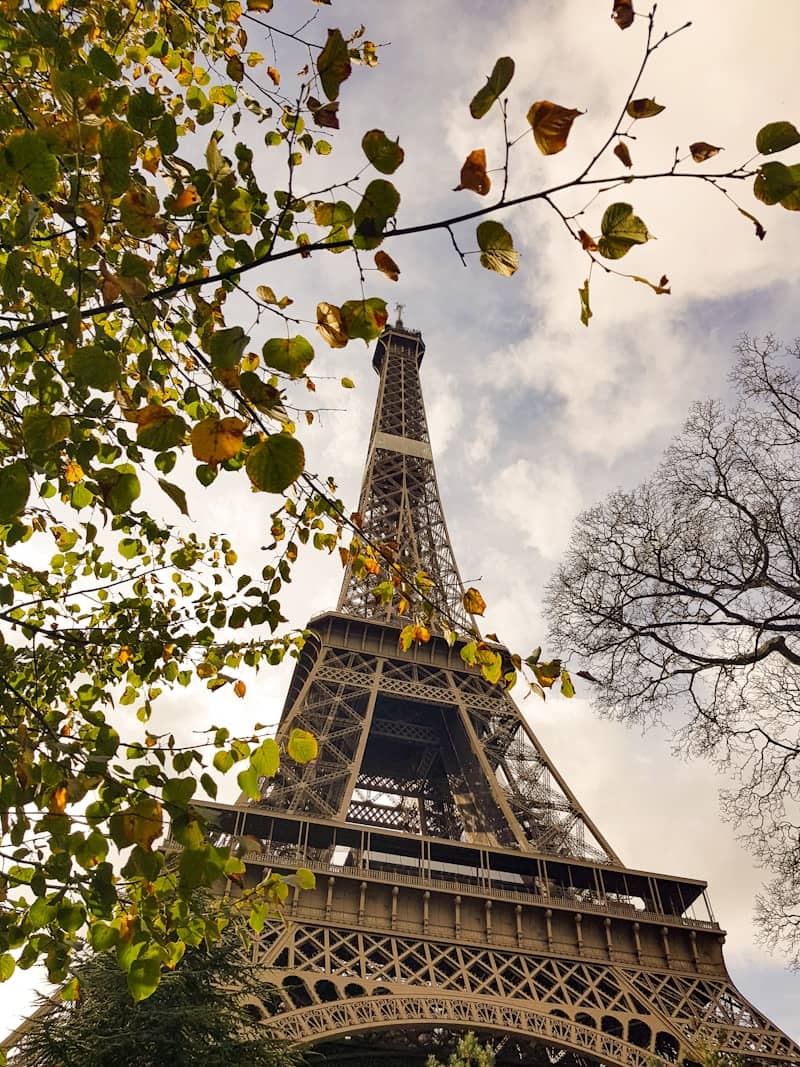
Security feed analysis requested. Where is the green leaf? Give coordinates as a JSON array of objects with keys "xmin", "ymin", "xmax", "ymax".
[
  {"xmin": 71, "ymin": 347, "xmax": 121, "ymax": 391},
  {"xmin": 261, "ymin": 336, "xmax": 314, "ymax": 378},
  {"xmin": 287, "ymin": 728, "xmax": 318, "ymax": 764},
  {"xmin": 22, "ymin": 410, "xmax": 71, "ymax": 454},
  {"xmin": 340, "ymin": 298, "xmax": 388, "ymax": 342},
  {"xmin": 598, "ymin": 202, "xmax": 651, "ymax": 259},
  {"xmin": 560, "ymin": 669, "xmax": 575, "ymax": 698},
  {"xmin": 0, "ymin": 953, "xmax": 15, "ymax": 982},
  {"xmin": 138, "ymin": 414, "xmax": 187, "ymax": 451},
  {"xmin": 208, "ymin": 326, "xmax": 249, "ymax": 369},
  {"xmin": 158, "ymin": 478, "xmax": 189, "ymax": 516},
  {"xmin": 250, "ymin": 737, "xmax": 280, "ymax": 777},
  {"xmin": 95, "ymin": 467, "xmax": 141, "ymax": 514},
  {"xmin": 127, "ymin": 952, "xmax": 162, "ymax": 1002},
  {"xmin": 162, "ymin": 776, "xmax": 196, "ymax": 806},
  {"xmin": 470, "ymin": 57, "xmax": 515, "ymax": 119},
  {"xmin": 0, "ymin": 460, "xmax": 30, "ymax": 522},
  {"xmin": 100, "ymin": 122, "xmax": 138, "ymax": 197},
  {"xmin": 756, "ymin": 121, "xmax": 800, "ymax": 155},
  {"xmin": 579, "ymin": 278, "xmax": 592, "ymax": 326},
  {"xmin": 284, "ymin": 867, "xmax": 316, "ymax": 890},
  {"xmin": 754, "ymin": 161, "xmax": 800, "ymax": 210},
  {"xmin": 5, "ymin": 131, "xmax": 58, "ymax": 195},
  {"xmin": 361, "ymin": 130, "xmax": 405, "ymax": 174},
  {"xmin": 317, "ymin": 28, "xmax": 351, "ymax": 101},
  {"xmin": 237, "ymin": 763, "xmax": 261, "ymax": 800},
  {"xmin": 246, "ymin": 433, "xmax": 305, "ymax": 493},
  {"xmin": 213, "ymin": 750, "xmax": 234, "ymax": 773},
  {"xmin": 353, "ymin": 179, "xmax": 400, "ymax": 249},
  {"xmin": 476, "ymin": 220, "xmax": 519, "ymax": 276}
]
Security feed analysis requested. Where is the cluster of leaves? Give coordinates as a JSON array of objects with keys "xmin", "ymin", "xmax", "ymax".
[
  {"xmin": 6, "ymin": 903, "xmax": 301, "ymax": 1066},
  {"xmin": 426, "ymin": 1032, "xmax": 495, "ymax": 1067}
]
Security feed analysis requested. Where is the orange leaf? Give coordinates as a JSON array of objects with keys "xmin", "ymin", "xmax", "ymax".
[
  {"xmin": 267, "ymin": 66, "xmax": 280, "ymax": 86},
  {"xmin": 190, "ymin": 417, "xmax": 246, "ymax": 465},
  {"xmin": 234, "ymin": 680, "xmax": 247, "ymax": 698},
  {"xmin": 48, "ymin": 785, "xmax": 68, "ymax": 814},
  {"xmin": 578, "ymin": 229, "xmax": 598, "ymax": 251},
  {"xmin": 174, "ymin": 185, "xmax": 201, "ymax": 212},
  {"xmin": 527, "ymin": 101, "xmax": 583, "ymax": 155},
  {"xmin": 454, "ymin": 147, "xmax": 491, "ymax": 195},
  {"xmin": 374, "ymin": 250, "xmax": 400, "ymax": 281},
  {"xmin": 613, "ymin": 140, "xmax": 632, "ymax": 168}
]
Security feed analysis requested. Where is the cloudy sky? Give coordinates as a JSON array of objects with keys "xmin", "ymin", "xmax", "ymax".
[{"xmin": 5, "ymin": 0, "xmax": 800, "ymax": 1045}]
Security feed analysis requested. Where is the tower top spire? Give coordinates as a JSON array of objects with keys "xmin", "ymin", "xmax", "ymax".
[
  {"xmin": 394, "ymin": 302, "xmax": 405, "ymax": 328},
  {"xmin": 338, "ymin": 323, "xmax": 470, "ymax": 630}
]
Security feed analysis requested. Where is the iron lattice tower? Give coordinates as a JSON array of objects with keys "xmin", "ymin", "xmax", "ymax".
[{"xmin": 200, "ymin": 321, "xmax": 800, "ymax": 1067}]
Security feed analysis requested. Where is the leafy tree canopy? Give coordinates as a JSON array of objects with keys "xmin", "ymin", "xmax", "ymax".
[{"xmin": 0, "ymin": 0, "xmax": 797, "ymax": 1008}]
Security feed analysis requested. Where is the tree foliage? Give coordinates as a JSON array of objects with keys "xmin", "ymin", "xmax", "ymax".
[
  {"xmin": 0, "ymin": 0, "xmax": 797, "ymax": 1003},
  {"xmin": 6, "ymin": 914, "xmax": 298, "ymax": 1066},
  {"xmin": 545, "ymin": 335, "xmax": 800, "ymax": 963},
  {"xmin": 426, "ymin": 1032, "xmax": 495, "ymax": 1067}
]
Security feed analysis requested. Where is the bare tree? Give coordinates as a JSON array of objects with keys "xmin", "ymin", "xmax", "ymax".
[{"xmin": 545, "ymin": 335, "xmax": 800, "ymax": 965}]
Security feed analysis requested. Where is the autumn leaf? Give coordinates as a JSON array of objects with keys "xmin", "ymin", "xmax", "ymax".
[
  {"xmin": 527, "ymin": 100, "xmax": 583, "ymax": 155},
  {"xmin": 267, "ymin": 66, "xmax": 280, "ymax": 86},
  {"xmin": 234, "ymin": 680, "xmax": 246, "ymax": 698},
  {"xmin": 612, "ymin": 0, "xmax": 634, "ymax": 29},
  {"xmin": 399, "ymin": 623, "xmax": 430, "ymax": 650},
  {"xmin": 579, "ymin": 279, "xmax": 592, "ymax": 327},
  {"xmin": 689, "ymin": 141, "xmax": 722, "ymax": 163},
  {"xmin": 560, "ymin": 669, "xmax": 575, "ymax": 698},
  {"xmin": 476, "ymin": 220, "xmax": 519, "ymax": 276},
  {"xmin": 374, "ymin": 250, "xmax": 400, "ymax": 281},
  {"xmin": 190, "ymin": 417, "xmax": 246, "ymax": 465},
  {"xmin": 455, "ymin": 148, "xmax": 491, "ymax": 195},
  {"xmin": 316, "ymin": 301, "xmax": 349, "ymax": 347},
  {"xmin": 613, "ymin": 140, "xmax": 633, "ymax": 168},
  {"xmin": 463, "ymin": 587, "xmax": 487, "ymax": 616},
  {"xmin": 626, "ymin": 98, "xmax": 665, "ymax": 119},
  {"xmin": 578, "ymin": 229, "xmax": 598, "ymax": 251},
  {"xmin": 173, "ymin": 185, "xmax": 201, "ymax": 212},
  {"xmin": 632, "ymin": 273, "xmax": 671, "ymax": 295},
  {"xmin": 307, "ymin": 96, "xmax": 339, "ymax": 129}
]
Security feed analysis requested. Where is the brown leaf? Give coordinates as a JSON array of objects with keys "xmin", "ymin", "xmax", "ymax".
[
  {"xmin": 374, "ymin": 250, "xmax": 400, "ymax": 281},
  {"xmin": 527, "ymin": 101, "xmax": 583, "ymax": 155},
  {"xmin": 612, "ymin": 0, "xmax": 634, "ymax": 28},
  {"xmin": 454, "ymin": 148, "xmax": 491, "ymax": 195},
  {"xmin": 626, "ymin": 98, "xmax": 666, "ymax": 120},
  {"xmin": 267, "ymin": 66, "xmax": 280, "ymax": 86},
  {"xmin": 738, "ymin": 207, "xmax": 766, "ymax": 241},
  {"xmin": 307, "ymin": 96, "xmax": 339, "ymax": 130},
  {"xmin": 613, "ymin": 140, "xmax": 633, "ymax": 168},
  {"xmin": 690, "ymin": 141, "xmax": 722, "ymax": 163},
  {"xmin": 576, "ymin": 669, "xmax": 601, "ymax": 683},
  {"xmin": 578, "ymin": 229, "xmax": 598, "ymax": 251},
  {"xmin": 316, "ymin": 301, "xmax": 348, "ymax": 348},
  {"xmin": 632, "ymin": 273, "xmax": 671, "ymax": 295}
]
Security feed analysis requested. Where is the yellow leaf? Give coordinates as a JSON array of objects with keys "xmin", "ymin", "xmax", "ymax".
[
  {"xmin": 118, "ymin": 646, "xmax": 131, "ymax": 665},
  {"xmin": 454, "ymin": 147, "xmax": 491, "ymax": 195},
  {"xmin": 64, "ymin": 460, "xmax": 84, "ymax": 484},
  {"xmin": 560, "ymin": 669, "xmax": 575, "ymax": 698},
  {"xmin": 287, "ymin": 728, "xmax": 318, "ymax": 764},
  {"xmin": 246, "ymin": 0, "xmax": 272, "ymax": 9},
  {"xmin": 316, "ymin": 301, "xmax": 348, "ymax": 348},
  {"xmin": 78, "ymin": 202, "xmax": 103, "ymax": 246},
  {"xmin": 234, "ymin": 680, "xmax": 246, "ymax": 698},
  {"xmin": 48, "ymin": 784, "xmax": 68, "ymax": 814},
  {"xmin": 463, "ymin": 586, "xmax": 487, "ymax": 616},
  {"xmin": 374, "ymin": 250, "xmax": 400, "ymax": 281},
  {"xmin": 527, "ymin": 100, "xmax": 583, "ymax": 155},
  {"xmin": 190, "ymin": 417, "xmax": 246, "ymax": 465},
  {"xmin": 131, "ymin": 404, "xmax": 172, "ymax": 430},
  {"xmin": 196, "ymin": 661, "xmax": 217, "ymax": 678},
  {"xmin": 121, "ymin": 797, "xmax": 163, "ymax": 851}
]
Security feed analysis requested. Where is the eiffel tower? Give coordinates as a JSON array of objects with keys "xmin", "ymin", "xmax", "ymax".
[{"xmin": 201, "ymin": 318, "xmax": 800, "ymax": 1066}]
